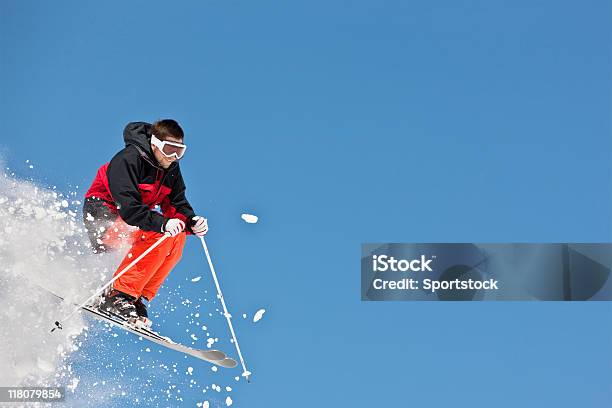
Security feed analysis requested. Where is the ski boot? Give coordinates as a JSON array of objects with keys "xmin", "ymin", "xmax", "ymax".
[
  {"xmin": 98, "ymin": 289, "xmax": 138, "ymax": 322},
  {"xmin": 133, "ymin": 296, "xmax": 153, "ymax": 329}
]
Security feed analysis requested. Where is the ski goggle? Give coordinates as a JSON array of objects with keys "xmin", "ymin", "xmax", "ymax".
[{"xmin": 151, "ymin": 134, "xmax": 187, "ymax": 159}]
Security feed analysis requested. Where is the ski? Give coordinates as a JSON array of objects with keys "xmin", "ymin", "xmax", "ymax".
[{"xmin": 47, "ymin": 288, "xmax": 237, "ymax": 368}]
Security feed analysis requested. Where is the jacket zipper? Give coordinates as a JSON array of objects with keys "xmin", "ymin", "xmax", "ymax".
[{"xmin": 134, "ymin": 144, "xmax": 173, "ymax": 206}]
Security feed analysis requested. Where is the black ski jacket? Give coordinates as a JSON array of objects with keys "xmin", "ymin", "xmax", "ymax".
[{"xmin": 84, "ymin": 122, "xmax": 196, "ymax": 233}]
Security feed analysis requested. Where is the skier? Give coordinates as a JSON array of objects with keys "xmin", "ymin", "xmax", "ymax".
[{"xmin": 82, "ymin": 120, "xmax": 208, "ymax": 327}]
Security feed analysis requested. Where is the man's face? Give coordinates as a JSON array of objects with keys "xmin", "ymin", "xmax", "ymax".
[{"xmin": 151, "ymin": 135, "xmax": 184, "ymax": 169}]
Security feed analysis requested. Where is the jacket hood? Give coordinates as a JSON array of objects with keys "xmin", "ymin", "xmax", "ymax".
[
  {"xmin": 123, "ymin": 121, "xmax": 177, "ymax": 170},
  {"xmin": 123, "ymin": 122, "xmax": 154, "ymax": 156}
]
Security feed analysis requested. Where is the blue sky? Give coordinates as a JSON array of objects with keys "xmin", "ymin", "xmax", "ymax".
[{"xmin": 1, "ymin": 1, "xmax": 611, "ymax": 406}]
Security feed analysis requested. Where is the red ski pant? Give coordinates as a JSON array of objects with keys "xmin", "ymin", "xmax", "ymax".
[{"xmin": 111, "ymin": 229, "xmax": 186, "ymax": 300}]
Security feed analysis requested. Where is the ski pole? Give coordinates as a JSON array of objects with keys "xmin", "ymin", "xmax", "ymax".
[
  {"xmin": 51, "ymin": 233, "xmax": 170, "ymax": 332},
  {"xmin": 199, "ymin": 236, "xmax": 251, "ymax": 382}
]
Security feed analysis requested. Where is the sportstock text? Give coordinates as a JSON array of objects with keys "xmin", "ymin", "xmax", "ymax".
[{"xmin": 371, "ymin": 255, "xmax": 499, "ymax": 293}]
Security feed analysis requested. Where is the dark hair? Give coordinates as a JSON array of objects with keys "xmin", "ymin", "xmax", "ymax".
[{"xmin": 151, "ymin": 119, "xmax": 184, "ymax": 141}]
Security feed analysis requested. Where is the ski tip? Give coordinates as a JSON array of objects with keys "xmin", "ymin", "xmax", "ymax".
[
  {"xmin": 215, "ymin": 358, "xmax": 238, "ymax": 368},
  {"xmin": 203, "ymin": 350, "xmax": 226, "ymax": 361}
]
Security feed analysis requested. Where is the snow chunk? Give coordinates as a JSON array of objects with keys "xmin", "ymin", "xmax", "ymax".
[
  {"xmin": 67, "ymin": 377, "xmax": 80, "ymax": 392},
  {"xmin": 211, "ymin": 366, "xmax": 218, "ymax": 372},
  {"xmin": 240, "ymin": 213, "xmax": 258, "ymax": 224},
  {"xmin": 253, "ymin": 309, "xmax": 266, "ymax": 323},
  {"xmin": 191, "ymin": 276, "xmax": 202, "ymax": 282},
  {"xmin": 187, "ymin": 367, "xmax": 193, "ymax": 375},
  {"xmin": 226, "ymin": 396, "xmax": 233, "ymax": 406}
]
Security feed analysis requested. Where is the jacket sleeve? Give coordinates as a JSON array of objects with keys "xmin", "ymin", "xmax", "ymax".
[
  {"xmin": 107, "ymin": 149, "xmax": 166, "ymax": 232},
  {"xmin": 161, "ymin": 167, "xmax": 196, "ymax": 231}
]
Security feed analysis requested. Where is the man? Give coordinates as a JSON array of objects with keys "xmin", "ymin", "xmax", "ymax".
[{"xmin": 82, "ymin": 120, "xmax": 208, "ymax": 327}]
